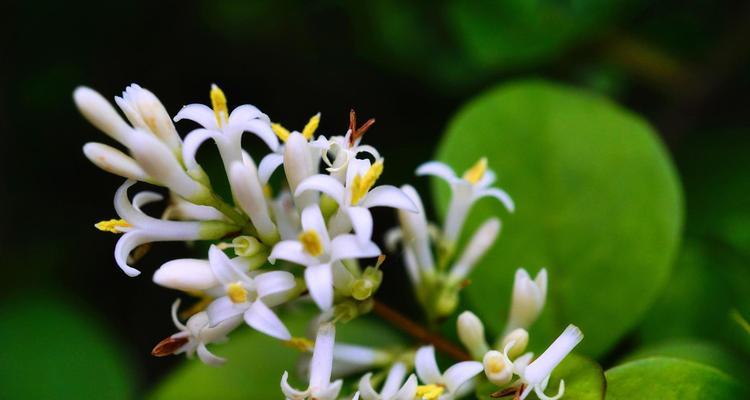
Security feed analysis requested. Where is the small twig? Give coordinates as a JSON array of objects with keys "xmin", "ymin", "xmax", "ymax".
[{"xmin": 372, "ymin": 300, "xmax": 470, "ymax": 361}]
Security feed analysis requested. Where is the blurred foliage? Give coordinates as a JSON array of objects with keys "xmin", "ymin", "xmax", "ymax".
[
  {"xmin": 150, "ymin": 306, "xmax": 405, "ymax": 399},
  {"xmin": 0, "ymin": 293, "xmax": 138, "ymax": 399},
  {"xmin": 433, "ymin": 80, "xmax": 682, "ymax": 357},
  {"xmin": 605, "ymin": 357, "xmax": 748, "ymax": 399}
]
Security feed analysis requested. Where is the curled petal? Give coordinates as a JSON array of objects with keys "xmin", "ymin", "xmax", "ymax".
[
  {"xmin": 357, "ymin": 373, "xmax": 379, "ymax": 400},
  {"xmin": 415, "ymin": 161, "xmax": 457, "ymax": 182},
  {"xmin": 281, "ymin": 371, "xmax": 309, "ymax": 400},
  {"xmin": 174, "ymin": 103, "xmax": 218, "ymax": 130},
  {"xmin": 415, "ymin": 346, "xmax": 442, "ymax": 384},
  {"xmin": 258, "ymin": 153, "xmax": 284, "ymax": 185},
  {"xmin": 114, "ymin": 230, "xmax": 150, "ymax": 276},
  {"xmin": 182, "ymin": 129, "xmax": 220, "ymax": 172},
  {"xmin": 443, "ymin": 360, "xmax": 483, "ymax": 393},
  {"xmin": 196, "ymin": 342, "xmax": 226, "ymax": 366},
  {"xmin": 295, "ymin": 174, "xmax": 346, "ymax": 205},
  {"xmin": 361, "ymin": 185, "xmax": 418, "ymax": 212},
  {"xmin": 476, "ymin": 187, "xmax": 515, "ymax": 213}
]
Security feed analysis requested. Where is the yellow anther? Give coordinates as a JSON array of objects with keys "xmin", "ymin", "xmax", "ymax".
[
  {"xmin": 462, "ymin": 157, "xmax": 487, "ymax": 184},
  {"xmin": 415, "ymin": 384, "xmax": 445, "ymax": 400},
  {"xmin": 298, "ymin": 229, "xmax": 323, "ymax": 257},
  {"xmin": 350, "ymin": 159, "xmax": 384, "ymax": 205},
  {"xmin": 271, "ymin": 123, "xmax": 290, "ymax": 142},
  {"xmin": 301, "ymin": 113, "xmax": 321, "ymax": 140},
  {"xmin": 227, "ymin": 282, "xmax": 248, "ymax": 304},
  {"xmin": 263, "ymin": 184, "xmax": 273, "ymax": 199},
  {"xmin": 95, "ymin": 219, "xmax": 130, "ymax": 233},
  {"xmin": 210, "ymin": 84, "xmax": 228, "ymax": 128},
  {"xmin": 282, "ymin": 337, "xmax": 314, "ymax": 352}
]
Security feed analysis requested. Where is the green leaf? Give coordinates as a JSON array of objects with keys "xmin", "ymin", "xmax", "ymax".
[
  {"xmin": 0, "ymin": 295, "xmax": 137, "ymax": 400},
  {"xmin": 433, "ymin": 80, "xmax": 683, "ymax": 357},
  {"xmin": 605, "ymin": 357, "xmax": 748, "ymax": 399},
  {"xmin": 150, "ymin": 307, "xmax": 405, "ymax": 399},
  {"xmin": 622, "ymin": 338, "xmax": 750, "ymax": 381},
  {"xmin": 475, "ymin": 354, "xmax": 604, "ymax": 399}
]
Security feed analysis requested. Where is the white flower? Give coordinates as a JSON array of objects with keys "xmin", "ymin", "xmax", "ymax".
[
  {"xmin": 359, "ymin": 362, "xmax": 418, "ymax": 400},
  {"xmin": 95, "ymin": 180, "xmax": 236, "ymax": 277},
  {"xmin": 506, "ymin": 268, "xmax": 548, "ymax": 333},
  {"xmin": 228, "ymin": 158, "xmax": 279, "ymax": 244},
  {"xmin": 205, "ymin": 245, "xmax": 296, "ymax": 340},
  {"xmin": 332, "ymin": 342, "xmax": 393, "ymax": 377},
  {"xmin": 414, "ymin": 346, "xmax": 483, "ymax": 400},
  {"xmin": 281, "ymin": 323, "xmax": 343, "ymax": 400},
  {"xmin": 518, "ymin": 325, "xmax": 583, "ymax": 400},
  {"xmin": 457, "ymin": 311, "xmax": 489, "ymax": 359},
  {"xmin": 447, "ymin": 217, "xmax": 500, "ymax": 284},
  {"xmin": 296, "ymin": 158, "xmax": 417, "ymax": 243},
  {"xmin": 394, "ymin": 185, "xmax": 435, "ymax": 275},
  {"xmin": 269, "ymin": 205, "xmax": 380, "ymax": 310},
  {"xmin": 271, "ymin": 190, "xmax": 302, "ymax": 241},
  {"xmin": 499, "ymin": 328, "xmax": 529, "ymax": 360},
  {"xmin": 177, "ymin": 84, "xmax": 278, "ymax": 179},
  {"xmin": 114, "ymin": 83, "xmax": 181, "ymax": 153},
  {"xmin": 75, "ymin": 86, "xmax": 209, "ymax": 201},
  {"xmin": 154, "ymin": 300, "xmax": 242, "ymax": 365},
  {"xmin": 416, "ymin": 158, "xmax": 513, "ymax": 246},
  {"xmin": 153, "ymin": 258, "xmax": 217, "ymax": 292}
]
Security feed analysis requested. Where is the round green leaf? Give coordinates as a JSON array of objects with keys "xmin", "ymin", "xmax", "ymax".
[
  {"xmin": 150, "ymin": 307, "xmax": 405, "ymax": 399},
  {"xmin": 0, "ymin": 295, "xmax": 137, "ymax": 399},
  {"xmin": 433, "ymin": 80, "xmax": 682, "ymax": 357},
  {"xmin": 475, "ymin": 353, "xmax": 604, "ymax": 399},
  {"xmin": 605, "ymin": 357, "xmax": 748, "ymax": 399}
]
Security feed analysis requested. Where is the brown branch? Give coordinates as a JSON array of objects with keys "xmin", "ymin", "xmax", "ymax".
[{"xmin": 372, "ymin": 300, "xmax": 471, "ymax": 361}]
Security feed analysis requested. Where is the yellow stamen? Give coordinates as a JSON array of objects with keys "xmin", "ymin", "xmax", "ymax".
[
  {"xmin": 350, "ymin": 159, "xmax": 384, "ymax": 205},
  {"xmin": 298, "ymin": 229, "xmax": 323, "ymax": 257},
  {"xmin": 263, "ymin": 184, "xmax": 273, "ymax": 198},
  {"xmin": 282, "ymin": 337, "xmax": 314, "ymax": 352},
  {"xmin": 271, "ymin": 122, "xmax": 290, "ymax": 142},
  {"xmin": 95, "ymin": 219, "xmax": 130, "ymax": 233},
  {"xmin": 227, "ymin": 282, "xmax": 248, "ymax": 304},
  {"xmin": 301, "ymin": 113, "xmax": 321, "ymax": 140},
  {"xmin": 462, "ymin": 157, "xmax": 487, "ymax": 184},
  {"xmin": 415, "ymin": 384, "xmax": 445, "ymax": 400},
  {"xmin": 210, "ymin": 84, "xmax": 228, "ymax": 128}
]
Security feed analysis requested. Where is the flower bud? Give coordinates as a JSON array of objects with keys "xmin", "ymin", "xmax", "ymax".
[
  {"xmin": 483, "ymin": 350, "xmax": 513, "ymax": 386},
  {"xmin": 115, "ymin": 84, "xmax": 181, "ymax": 152},
  {"xmin": 83, "ymin": 142, "xmax": 151, "ymax": 182},
  {"xmin": 232, "ymin": 235, "xmax": 264, "ymax": 257},
  {"xmin": 229, "ymin": 160, "xmax": 278, "ymax": 244},
  {"xmin": 284, "ymin": 132, "xmax": 318, "ymax": 208},
  {"xmin": 397, "ymin": 185, "xmax": 435, "ymax": 273},
  {"xmin": 505, "ymin": 268, "xmax": 547, "ymax": 333},
  {"xmin": 448, "ymin": 218, "xmax": 500, "ymax": 283},
  {"xmin": 153, "ymin": 258, "xmax": 218, "ymax": 291},
  {"xmin": 457, "ymin": 311, "xmax": 489, "ymax": 359},
  {"xmin": 499, "ymin": 328, "xmax": 529, "ymax": 360},
  {"xmin": 73, "ymin": 86, "xmax": 133, "ymax": 146},
  {"xmin": 351, "ymin": 267, "xmax": 383, "ymax": 301}
]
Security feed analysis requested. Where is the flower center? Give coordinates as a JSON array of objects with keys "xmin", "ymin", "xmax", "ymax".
[
  {"xmin": 416, "ymin": 384, "xmax": 445, "ymax": 400},
  {"xmin": 350, "ymin": 159, "xmax": 384, "ymax": 205},
  {"xmin": 487, "ymin": 355, "xmax": 506, "ymax": 374},
  {"xmin": 94, "ymin": 218, "xmax": 130, "ymax": 233},
  {"xmin": 210, "ymin": 84, "xmax": 228, "ymax": 128},
  {"xmin": 227, "ymin": 282, "xmax": 248, "ymax": 303},
  {"xmin": 301, "ymin": 113, "xmax": 320, "ymax": 140},
  {"xmin": 282, "ymin": 337, "xmax": 314, "ymax": 352},
  {"xmin": 462, "ymin": 157, "xmax": 487, "ymax": 184},
  {"xmin": 299, "ymin": 229, "xmax": 324, "ymax": 257},
  {"xmin": 271, "ymin": 123, "xmax": 290, "ymax": 142}
]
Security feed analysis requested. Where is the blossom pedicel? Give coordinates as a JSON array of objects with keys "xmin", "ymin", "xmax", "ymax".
[{"xmin": 76, "ymin": 83, "xmax": 582, "ymax": 399}]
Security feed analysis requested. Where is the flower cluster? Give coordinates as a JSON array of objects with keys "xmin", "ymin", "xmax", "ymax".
[{"xmin": 75, "ymin": 83, "xmax": 581, "ymax": 399}]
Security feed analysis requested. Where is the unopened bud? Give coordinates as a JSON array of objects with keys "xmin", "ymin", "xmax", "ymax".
[
  {"xmin": 499, "ymin": 328, "xmax": 529, "ymax": 360},
  {"xmin": 505, "ymin": 268, "xmax": 547, "ymax": 333},
  {"xmin": 483, "ymin": 350, "xmax": 513, "ymax": 386},
  {"xmin": 232, "ymin": 235, "xmax": 263, "ymax": 257},
  {"xmin": 457, "ymin": 311, "xmax": 489, "ymax": 359}
]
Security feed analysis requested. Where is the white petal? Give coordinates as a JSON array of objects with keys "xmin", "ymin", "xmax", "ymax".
[
  {"xmin": 301, "ymin": 205, "xmax": 331, "ymax": 250},
  {"xmin": 73, "ymin": 86, "xmax": 133, "ymax": 145},
  {"xmin": 281, "ymin": 371, "xmax": 309, "ymax": 399},
  {"xmin": 153, "ymin": 258, "xmax": 218, "ymax": 291},
  {"xmin": 229, "ymin": 118, "xmax": 279, "ymax": 152},
  {"xmin": 182, "ymin": 129, "xmax": 220, "ymax": 172},
  {"xmin": 244, "ymin": 301, "xmax": 291, "ymax": 340},
  {"xmin": 269, "ymin": 240, "xmax": 319, "ymax": 266},
  {"xmin": 346, "ymin": 206, "xmax": 374, "ymax": 244},
  {"xmin": 357, "ymin": 373, "xmax": 379, "ymax": 400},
  {"xmin": 83, "ymin": 142, "xmax": 150, "ymax": 181},
  {"xmin": 170, "ymin": 299, "xmax": 187, "ymax": 331},
  {"xmin": 310, "ymin": 323, "xmax": 336, "ymax": 389},
  {"xmin": 114, "ymin": 231, "xmax": 150, "ymax": 276},
  {"xmin": 229, "ymin": 161, "xmax": 278, "ymax": 243},
  {"xmin": 206, "ymin": 296, "xmax": 247, "ymax": 326},
  {"xmin": 523, "ymin": 325, "xmax": 582, "ymax": 385},
  {"xmin": 329, "ymin": 234, "xmax": 381, "ymax": 263},
  {"xmin": 361, "ymin": 185, "xmax": 418, "ymax": 212},
  {"xmin": 295, "ymin": 174, "xmax": 346, "ymax": 205},
  {"xmin": 476, "ymin": 188, "xmax": 515, "ymax": 213},
  {"xmin": 196, "ymin": 343, "xmax": 226, "ymax": 365},
  {"xmin": 449, "ymin": 218, "xmax": 500, "ymax": 282},
  {"xmin": 174, "ymin": 103, "xmax": 218, "ymax": 130},
  {"xmin": 258, "ymin": 153, "xmax": 284, "ymax": 185},
  {"xmin": 314, "ymin": 380, "xmax": 342, "ymax": 400},
  {"xmin": 415, "ymin": 161, "xmax": 457, "ymax": 182},
  {"xmin": 443, "ymin": 361, "xmax": 483, "ymax": 393},
  {"xmin": 394, "ymin": 374, "xmax": 418, "ymax": 400},
  {"xmin": 305, "ymin": 263, "xmax": 334, "ymax": 310},
  {"xmin": 227, "ymin": 104, "xmax": 270, "ymax": 124},
  {"xmin": 345, "ymin": 158, "xmax": 372, "ymax": 188},
  {"xmin": 535, "ymin": 380, "xmax": 565, "ymax": 400},
  {"xmin": 208, "ymin": 245, "xmax": 252, "ymax": 285},
  {"xmin": 414, "ymin": 346, "xmax": 442, "ymax": 384},
  {"xmin": 381, "ymin": 362, "xmax": 408, "ymax": 398},
  {"xmin": 333, "ymin": 343, "xmax": 388, "ymax": 367},
  {"xmin": 255, "ymin": 270, "xmax": 297, "ymax": 300}
]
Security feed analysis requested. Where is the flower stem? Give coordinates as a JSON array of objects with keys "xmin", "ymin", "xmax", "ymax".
[{"xmin": 372, "ymin": 300, "xmax": 470, "ymax": 361}]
